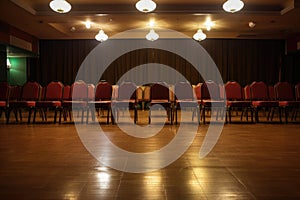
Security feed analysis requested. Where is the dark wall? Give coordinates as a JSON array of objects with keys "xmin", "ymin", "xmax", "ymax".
[{"xmin": 36, "ymin": 39, "xmax": 286, "ymax": 86}]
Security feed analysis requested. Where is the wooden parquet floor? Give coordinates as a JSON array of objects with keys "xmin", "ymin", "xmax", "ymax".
[{"xmin": 0, "ymin": 110, "xmax": 300, "ymax": 199}]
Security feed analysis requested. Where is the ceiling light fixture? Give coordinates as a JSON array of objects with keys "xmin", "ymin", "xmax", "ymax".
[
  {"xmin": 249, "ymin": 21, "xmax": 256, "ymax": 28},
  {"xmin": 136, "ymin": 0, "xmax": 156, "ymax": 13},
  {"xmin": 223, "ymin": 0, "xmax": 244, "ymax": 13},
  {"xmin": 85, "ymin": 21, "xmax": 91, "ymax": 29},
  {"xmin": 193, "ymin": 29, "xmax": 206, "ymax": 41},
  {"xmin": 204, "ymin": 19, "xmax": 215, "ymax": 31},
  {"xmin": 49, "ymin": 0, "xmax": 72, "ymax": 13},
  {"xmin": 146, "ymin": 29, "xmax": 159, "ymax": 41},
  {"xmin": 149, "ymin": 19, "xmax": 155, "ymax": 28},
  {"xmin": 95, "ymin": 29, "xmax": 108, "ymax": 42}
]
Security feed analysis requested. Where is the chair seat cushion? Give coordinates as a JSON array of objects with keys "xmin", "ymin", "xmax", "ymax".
[
  {"xmin": 9, "ymin": 101, "xmax": 36, "ymax": 107},
  {"xmin": 150, "ymin": 100, "xmax": 171, "ymax": 107},
  {"xmin": 227, "ymin": 101, "xmax": 252, "ymax": 107},
  {"xmin": 36, "ymin": 101, "xmax": 62, "ymax": 107},
  {"xmin": 176, "ymin": 100, "xmax": 197, "ymax": 108},
  {"xmin": 0, "ymin": 101, "xmax": 7, "ymax": 107},
  {"xmin": 112, "ymin": 100, "xmax": 136, "ymax": 108},
  {"xmin": 279, "ymin": 101, "xmax": 300, "ymax": 107},
  {"xmin": 89, "ymin": 101, "xmax": 111, "ymax": 108},
  {"xmin": 252, "ymin": 101, "xmax": 279, "ymax": 107},
  {"xmin": 62, "ymin": 101, "xmax": 87, "ymax": 107},
  {"xmin": 201, "ymin": 100, "xmax": 225, "ymax": 107}
]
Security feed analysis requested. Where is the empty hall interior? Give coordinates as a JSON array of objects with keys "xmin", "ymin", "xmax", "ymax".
[{"xmin": 1, "ymin": 0, "xmax": 300, "ymax": 199}]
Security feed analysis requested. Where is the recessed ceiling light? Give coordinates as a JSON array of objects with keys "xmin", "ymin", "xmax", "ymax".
[
  {"xmin": 85, "ymin": 21, "xmax": 91, "ymax": 29},
  {"xmin": 70, "ymin": 26, "xmax": 76, "ymax": 32},
  {"xmin": 249, "ymin": 21, "xmax": 256, "ymax": 28},
  {"xmin": 149, "ymin": 19, "xmax": 155, "ymax": 28},
  {"xmin": 204, "ymin": 18, "xmax": 215, "ymax": 31}
]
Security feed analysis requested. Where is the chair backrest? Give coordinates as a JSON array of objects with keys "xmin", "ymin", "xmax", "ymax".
[
  {"xmin": 219, "ymin": 84, "xmax": 225, "ymax": 100},
  {"xmin": 95, "ymin": 82, "xmax": 112, "ymax": 101},
  {"xmin": 193, "ymin": 83, "xmax": 201, "ymax": 100},
  {"xmin": 174, "ymin": 81, "xmax": 194, "ymax": 101},
  {"xmin": 9, "ymin": 85, "xmax": 22, "ymax": 101},
  {"xmin": 136, "ymin": 86, "xmax": 143, "ymax": 102},
  {"xmin": 45, "ymin": 81, "xmax": 64, "ymax": 101},
  {"xmin": 143, "ymin": 86, "xmax": 151, "ymax": 101},
  {"xmin": 0, "ymin": 82, "xmax": 9, "ymax": 101},
  {"xmin": 71, "ymin": 81, "xmax": 88, "ymax": 100},
  {"xmin": 87, "ymin": 84, "xmax": 95, "ymax": 101},
  {"xmin": 150, "ymin": 82, "xmax": 169, "ymax": 101},
  {"xmin": 63, "ymin": 85, "xmax": 71, "ymax": 101},
  {"xmin": 225, "ymin": 81, "xmax": 243, "ymax": 100},
  {"xmin": 200, "ymin": 81, "xmax": 221, "ymax": 100},
  {"xmin": 250, "ymin": 81, "xmax": 269, "ymax": 100},
  {"xmin": 296, "ymin": 83, "xmax": 300, "ymax": 101},
  {"xmin": 244, "ymin": 85, "xmax": 251, "ymax": 100},
  {"xmin": 268, "ymin": 85, "xmax": 276, "ymax": 100},
  {"xmin": 117, "ymin": 82, "xmax": 137, "ymax": 101},
  {"xmin": 274, "ymin": 82, "xmax": 294, "ymax": 101},
  {"xmin": 21, "ymin": 81, "xmax": 40, "ymax": 101}
]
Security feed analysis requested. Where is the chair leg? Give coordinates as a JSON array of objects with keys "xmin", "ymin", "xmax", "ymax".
[
  {"xmin": 106, "ymin": 107, "xmax": 110, "ymax": 124},
  {"xmin": 86, "ymin": 108, "xmax": 90, "ymax": 124},
  {"xmin": 250, "ymin": 108, "xmax": 254, "ymax": 123},
  {"xmin": 28, "ymin": 108, "xmax": 33, "ymax": 123},
  {"xmin": 33, "ymin": 108, "xmax": 37, "ymax": 123},
  {"xmin": 54, "ymin": 108, "xmax": 58, "ymax": 124},
  {"xmin": 255, "ymin": 107, "xmax": 259, "ymax": 123},
  {"xmin": 282, "ymin": 107, "xmax": 287, "ymax": 124},
  {"xmin": 134, "ymin": 107, "xmax": 137, "ymax": 124},
  {"xmin": 229, "ymin": 107, "xmax": 232, "ymax": 123},
  {"xmin": 175, "ymin": 107, "xmax": 178, "ymax": 125},
  {"xmin": 14, "ymin": 109, "xmax": 19, "ymax": 122},
  {"xmin": 6, "ymin": 108, "xmax": 11, "ymax": 124},
  {"xmin": 202, "ymin": 107, "xmax": 206, "ymax": 124},
  {"xmin": 170, "ymin": 108, "xmax": 173, "ymax": 125},
  {"xmin": 18, "ymin": 109, "xmax": 22, "ymax": 121},
  {"xmin": 148, "ymin": 109, "xmax": 151, "ymax": 124},
  {"xmin": 81, "ymin": 109, "xmax": 85, "ymax": 123}
]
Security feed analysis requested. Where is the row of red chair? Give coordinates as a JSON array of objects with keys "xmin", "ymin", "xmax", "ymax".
[
  {"xmin": 193, "ymin": 81, "xmax": 300, "ymax": 124},
  {"xmin": 1, "ymin": 80, "xmax": 300, "ymax": 124}
]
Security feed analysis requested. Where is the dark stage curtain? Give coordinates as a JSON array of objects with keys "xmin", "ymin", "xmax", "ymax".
[
  {"xmin": 36, "ymin": 39, "xmax": 285, "ymax": 86},
  {"xmin": 38, "ymin": 40, "xmax": 99, "ymax": 86},
  {"xmin": 282, "ymin": 51, "xmax": 300, "ymax": 85}
]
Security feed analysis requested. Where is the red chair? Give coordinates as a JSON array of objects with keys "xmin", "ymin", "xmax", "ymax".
[
  {"xmin": 87, "ymin": 82, "xmax": 112, "ymax": 124},
  {"xmin": 225, "ymin": 81, "xmax": 253, "ymax": 123},
  {"xmin": 148, "ymin": 82, "xmax": 173, "ymax": 124},
  {"xmin": 250, "ymin": 81, "xmax": 281, "ymax": 123},
  {"xmin": 59, "ymin": 81, "xmax": 88, "ymax": 123},
  {"xmin": 33, "ymin": 81, "xmax": 63, "ymax": 123},
  {"xmin": 244, "ymin": 85, "xmax": 251, "ymax": 101},
  {"xmin": 7, "ymin": 81, "xmax": 41, "ymax": 123},
  {"xmin": 0, "ymin": 82, "xmax": 9, "ymax": 120},
  {"xmin": 274, "ymin": 82, "xmax": 300, "ymax": 123},
  {"xmin": 196, "ymin": 81, "xmax": 225, "ymax": 124},
  {"xmin": 112, "ymin": 82, "xmax": 138, "ymax": 124},
  {"xmin": 63, "ymin": 85, "xmax": 71, "ymax": 101},
  {"xmin": 174, "ymin": 81, "xmax": 199, "ymax": 124}
]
